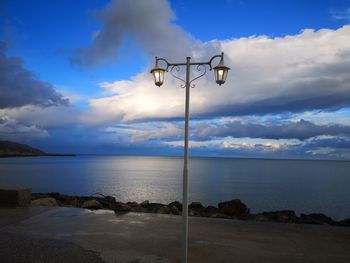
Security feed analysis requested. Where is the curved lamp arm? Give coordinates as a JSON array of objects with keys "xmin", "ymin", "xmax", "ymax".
[
  {"xmin": 207, "ymin": 52, "xmax": 224, "ymax": 70},
  {"xmin": 154, "ymin": 57, "xmax": 172, "ymax": 71}
]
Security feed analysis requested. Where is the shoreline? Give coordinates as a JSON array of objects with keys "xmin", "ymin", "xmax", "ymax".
[{"xmin": 31, "ymin": 192, "xmax": 350, "ymax": 227}]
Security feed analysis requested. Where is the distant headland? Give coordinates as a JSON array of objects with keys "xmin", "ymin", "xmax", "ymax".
[{"xmin": 0, "ymin": 141, "xmax": 76, "ymax": 157}]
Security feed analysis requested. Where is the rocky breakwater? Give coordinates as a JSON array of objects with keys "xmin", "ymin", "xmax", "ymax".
[{"xmin": 31, "ymin": 193, "xmax": 350, "ymax": 227}]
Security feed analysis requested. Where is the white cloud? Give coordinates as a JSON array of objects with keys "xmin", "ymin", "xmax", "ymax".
[
  {"xmin": 306, "ymin": 147, "xmax": 335, "ymax": 155},
  {"xmin": 104, "ymin": 122, "xmax": 182, "ymax": 142},
  {"xmin": 0, "ymin": 105, "xmax": 80, "ymax": 128},
  {"xmin": 129, "ymin": 122, "xmax": 181, "ymax": 142},
  {"xmin": 331, "ymin": 8, "xmax": 350, "ymax": 21},
  {"xmin": 290, "ymin": 109, "xmax": 350, "ymax": 126},
  {"xmin": 165, "ymin": 137, "xmax": 300, "ymax": 153},
  {"xmin": 85, "ymin": 26, "xmax": 350, "ymax": 124}
]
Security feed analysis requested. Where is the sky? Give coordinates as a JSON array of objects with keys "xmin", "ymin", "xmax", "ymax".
[{"xmin": 0, "ymin": 0, "xmax": 350, "ymax": 159}]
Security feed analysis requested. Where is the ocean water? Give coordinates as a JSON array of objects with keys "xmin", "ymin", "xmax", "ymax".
[{"xmin": 0, "ymin": 155, "xmax": 349, "ymax": 220}]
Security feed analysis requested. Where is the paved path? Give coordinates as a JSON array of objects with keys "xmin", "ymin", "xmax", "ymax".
[{"xmin": 1, "ymin": 207, "xmax": 350, "ymax": 263}]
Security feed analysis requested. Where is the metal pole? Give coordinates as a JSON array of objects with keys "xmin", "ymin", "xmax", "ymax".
[{"xmin": 181, "ymin": 57, "xmax": 191, "ymax": 263}]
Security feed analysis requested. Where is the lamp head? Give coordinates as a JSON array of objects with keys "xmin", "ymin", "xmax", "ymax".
[
  {"xmin": 150, "ymin": 58, "xmax": 166, "ymax": 87},
  {"xmin": 213, "ymin": 53, "xmax": 230, "ymax": 85}
]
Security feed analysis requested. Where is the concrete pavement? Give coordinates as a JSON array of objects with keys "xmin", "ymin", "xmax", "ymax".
[{"xmin": 0, "ymin": 206, "xmax": 350, "ymax": 263}]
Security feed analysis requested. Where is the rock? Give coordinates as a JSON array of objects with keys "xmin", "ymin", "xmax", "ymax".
[
  {"xmin": 104, "ymin": 195, "xmax": 116, "ymax": 204},
  {"xmin": 188, "ymin": 202, "xmax": 205, "ymax": 216},
  {"xmin": 205, "ymin": 206, "xmax": 219, "ymax": 215},
  {"xmin": 169, "ymin": 205, "xmax": 180, "ymax": 215},
  {"xmin": 189, "ymin": 209, "xmax": 196, "ymax": 216},
  {"xmin": 56, "ymin": 196, "xmax": 79, "ymax": 207},
  {"xmin": 339, "ymin": 218, "xmax": 350, "ymax": 227},
  {"xmin": 81, "ymin": 199, "xmax": 103, "ymax": 209},
  {"xmin": 69, "ymin": 198, "xmax": 80, "ymax": 207},
  {"xmin": 255, "ymin": 210, "xmax": 297, "ymax": 223},
  {"xmin": 218, "ymin": 199, "xmax": 249, "ymax": 216},
  {"xmin": 254, "ymin": 214, "xmax": 269, "ymax": 222},
  {"xmin": 31, "ymin": 197, "xmax": 58, "ymax": 207},
  {"xmin": 127, "ymin": 202, "xmax": 146, "ymax": 213},
  {"xmin": 0, "ymin": 188, "xmax": 32, "ymax": 207},
  {"xmin": 189, "ymin": 202, "xmax": 204, "ymax": 210},
  {"xmin": 300, "ymin": 213, "xmax": 335, "ymax": 225},
  {"xmin": 112, "ymin": 202, "xmax": 131, "ymax": 213},
  {"xmin": 168, "ymin": 201, "xmax": 182, "ymax": 211},
  {"xmin": 140, "ymin": 200, "xmax": 150, "ymax": 207},
  {"xmin": 158, "ymin": 206, "xmax": 171, "ymax": 214},
  {"xmin": 210, "ymin": 213, "xmax": 230, "ymax": 219},
  {"xmin": 148, "ymin": 203, "xmax": 164, "ymax": 213}
]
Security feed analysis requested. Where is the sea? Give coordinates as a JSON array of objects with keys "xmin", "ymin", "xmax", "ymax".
[{"xmin": 0, "ymin": 155, "xmax": 349, "ymax": 220}]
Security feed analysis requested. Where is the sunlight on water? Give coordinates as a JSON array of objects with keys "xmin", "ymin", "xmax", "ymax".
[{"xmin": 0, "ymin": 155, "xmax": 349, "ymax": 219}]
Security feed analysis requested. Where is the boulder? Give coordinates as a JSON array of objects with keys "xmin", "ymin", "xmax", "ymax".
[
  {"xmin": 188, "ymin": 202, "xmax": 205, "ymax": 216},
  {"xmin": 189, "ymin": 209, "xmax": 196, "ymax": 216},
  {"xmin": 204, "ymin": 205, "xmax": 219, "ymax": 216},
  {"xmin": 140, "ymin": 200, "xmax": 150, "ymax": 207},
  {"xmin": 169, "ymin": 205, "xmax": 180, "ymax": 215},
  {"xmin": 81, "ymin": 199, "xmax": 103, "ymax": 209},
  {"xmin": 255, "ymin": 210, "xmax": 297, "ymax": 223},
  {"xmin": 0, "ymin": 188, "xmax": 32, "ymax": 207},
  {"xmin": 147, "ymin": 203, "xmax": 164, "ymax": 213},
  {"xmin": 104, "ymin": 195, "xmax": 116, "ymax": 204},
  {"xmin": 158, "ymin": 206, "xmax": 171, "ymax": 214},
  {"xmin": 339, "ymin": 218, "xmax": 350, "ymax": 227},
  {"xmin": 113, "ymin": 202, "xmax": 132, "ymax": 213},
  {"xmin": 210, "ymin": 213, "xmax": 230, "ymax": 219},
  {"xmin": 218, "ymin": 199, "xmax": 249, "ymax": 216},
  {"xmin": 127, "ymin": 202, "xmax": 146, "ymax": 213},
  {"xmin": 69, "ymin": 198, "xmax": 80, "ymax": 207},
  {"xmin": 300, "ymin": 213, "xmax": 335, "ymax": 225},
  {"xmin": 31, "ymin": 197, "xmax": 58, "ymax": 207},
  {"xmin": 189, "ymin": 202, "xmax": 204, "ymax": 210},
  {"xmin": 168, "ymin": 201, "xmax": 182, "ymax": 211}
]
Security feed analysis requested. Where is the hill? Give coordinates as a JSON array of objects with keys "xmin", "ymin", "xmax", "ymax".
[{"xmin": 0, "ymin": 141, "xmax": 45, "ymax": 157}]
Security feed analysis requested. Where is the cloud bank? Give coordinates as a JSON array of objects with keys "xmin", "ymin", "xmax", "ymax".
[
  {"xmin": 85, "ymin": 26, "xmax": 350, "ymax": 124},
  {"xmin": 0, "ymin": 42, "xmax": 68, "ymax": 109},
  {"xmin": 191, "ymin": 119, "xmax": 350, "ymax": 141}
]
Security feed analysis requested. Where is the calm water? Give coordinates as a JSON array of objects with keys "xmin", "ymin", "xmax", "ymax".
[{"xmin": 0, "ymin": 155, "xmax": 349, "ymax": 219}]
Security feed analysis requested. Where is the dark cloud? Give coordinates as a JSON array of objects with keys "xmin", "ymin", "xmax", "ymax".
[
  {"xmin": 0, "ymin": 42, "xmax": 68, "ymax": 109},
  {"xmin": 70, "ymin": 0, "xmax": 193, "ymax": 67},
  {"xmin": 0, "ymin": 115, "xmax": 48, "ymax": 140},
  {"xmin": 192, "ymin": 119, "xmax": 350, "ymax": 140},
  {"xmin": 306, "ymin": 135, "xmax": 350, "ymax": 149}
]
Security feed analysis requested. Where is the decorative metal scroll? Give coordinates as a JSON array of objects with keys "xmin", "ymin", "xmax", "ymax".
[
  {"xmin": 189, "ymin": 64, "xmax": 207, "ymax": 88},
  {"xmin": 169, "ymin": 65, "xmax": 186, "ymax": 88}
]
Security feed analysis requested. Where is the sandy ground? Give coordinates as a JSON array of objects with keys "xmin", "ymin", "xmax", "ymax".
[{"xmin": 0, "ymin": 206, "xmax": 349, "ymax": 263}]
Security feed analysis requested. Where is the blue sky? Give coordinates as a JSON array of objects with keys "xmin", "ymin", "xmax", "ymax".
[{"xmin": 1, "ymin": 0, "xmax": 350, "ymax": 159}]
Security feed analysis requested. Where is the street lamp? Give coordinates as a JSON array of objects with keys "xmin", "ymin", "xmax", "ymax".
[
  {"xmin": 150, "ymin": 59, "xmax": 166, "ymax": 87},
  {"xmin": 150, "ymin": 52, "xmax": 230, "ymax": 263},
  {"xmin": 213, "ymin": 55, "xmax": 230, "ymax": 85}
]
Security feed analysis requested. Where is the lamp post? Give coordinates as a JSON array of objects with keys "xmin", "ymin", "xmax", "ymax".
[{"xmin": 151, "ymin": 53, "xmax": 230, "ymax": 263}]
